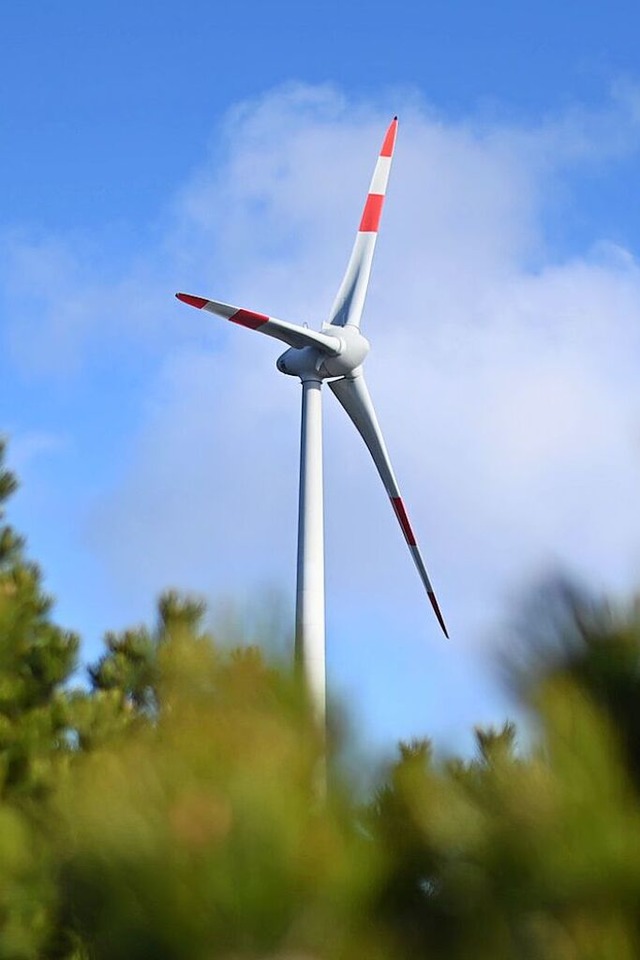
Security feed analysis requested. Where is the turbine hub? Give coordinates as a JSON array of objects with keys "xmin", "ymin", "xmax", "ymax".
[{"xmin": 319, "ymin": 325, "xmax": 370, "ymax": 378}]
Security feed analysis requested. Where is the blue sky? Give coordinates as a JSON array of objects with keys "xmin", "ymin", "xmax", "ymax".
[{"xmin": 2, "ymin": 1, "xmax": 640, "ymax": 756}]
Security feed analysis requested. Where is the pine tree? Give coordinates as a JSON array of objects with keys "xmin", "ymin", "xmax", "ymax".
[
  {"xmin": 0, "ymin": 439, "xmax": 80, "ymax": 805},
  {"xmin": 0, "ymin": 440, "xmax": 83, "ymax": 959}
]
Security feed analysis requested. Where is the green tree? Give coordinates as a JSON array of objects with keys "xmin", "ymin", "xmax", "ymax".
[
  {"xmin": 55, "ymin": 616, "xmax": 380, "ymax": 960},
  {"xmin": 0, "ymin": 440, "xmax": 83, "ymax": 958},
  {"xmin": 0, "ymin": 442, "xmax": 80, "ymax": 807},
  {"xmin": 368, "ymin": 585, "xmax": 640, "ymax": 960}
]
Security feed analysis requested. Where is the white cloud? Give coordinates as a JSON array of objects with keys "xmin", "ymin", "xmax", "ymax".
[{"xmin": 96, "ymin": 87, "xmax": 640, "ymax": 622}]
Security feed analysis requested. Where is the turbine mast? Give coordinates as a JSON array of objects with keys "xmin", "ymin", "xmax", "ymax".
[{"xmin": 295, "ymin": 376, "xmax": 326, "ymax": 727}]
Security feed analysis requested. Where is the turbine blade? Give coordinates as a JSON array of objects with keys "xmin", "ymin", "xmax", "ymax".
[
  {"xmin": 176, "ymin": 293, "xmax": 341, "ymax": 355},
  {"xmin": 329, "ymin": 372, "xmax": 449, "ymax": 638},
  {"xmin": 327, "ymin": 117, "xmax": 398, "ymax": 330}
]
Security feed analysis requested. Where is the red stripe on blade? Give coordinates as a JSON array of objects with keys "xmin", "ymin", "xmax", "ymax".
[
  {"xmin": 176, "ymin": 293, "xmax": 208, "ymax": 309},
  {"xmin": 231, "ymin": 308, "xmax": 269, "ymax": 329},
  {"xmin": 391, "ymin": 497, "xmax": 416, "ymax": 546},
  {"xmin": 359, "ymin": 193, "xmax": 384, "ymax": 232},
  {"xmin": 380, "ymin": 118, "xmax": 398, "ymax": 157}
]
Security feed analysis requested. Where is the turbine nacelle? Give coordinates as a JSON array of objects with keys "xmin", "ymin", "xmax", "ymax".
[{"xmin": 277, "ymin": 325, "xmax": 370, "ymax": 380}]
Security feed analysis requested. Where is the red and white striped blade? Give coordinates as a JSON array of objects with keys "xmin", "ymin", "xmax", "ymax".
[
  {"xmin": 328, "ymin": 372, "xmax": 449, "ymax": 638},
  {"xmin": 327, "ymin": 117, "xmax": 398, "ymax": 330},
  {"xmin": 176, "ymin": 293, "xmax": 341, "ymax": 355}
]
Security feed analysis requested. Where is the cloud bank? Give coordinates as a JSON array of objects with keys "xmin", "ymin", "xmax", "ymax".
[{"xmin": 4, "ymin": 84, "xmax": 640, "ymax": 747}]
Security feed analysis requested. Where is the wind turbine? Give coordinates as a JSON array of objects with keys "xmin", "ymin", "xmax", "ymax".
[{"xmin": 176, "ymin": 117, "xmax": 448, "ymax": 725}]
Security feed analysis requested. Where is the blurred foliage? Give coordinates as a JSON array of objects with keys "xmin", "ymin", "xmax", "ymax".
[{"xmin": 2, "ymin": 439, "xmax": 640, "ymax": 958}]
